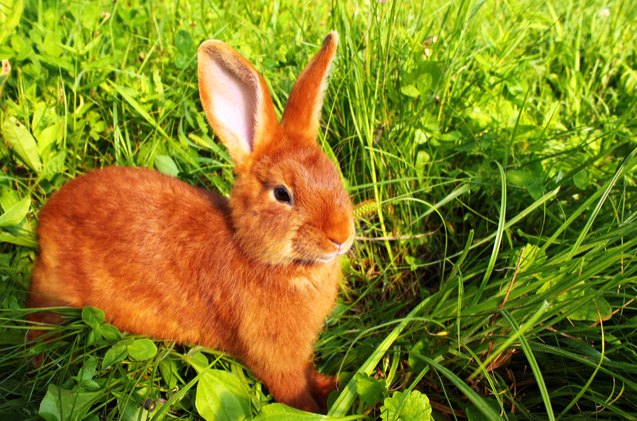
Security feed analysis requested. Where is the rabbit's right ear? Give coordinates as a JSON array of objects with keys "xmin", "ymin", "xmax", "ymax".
[{"xmin": 198, "ymin": 41, "xmax": 279, "ymax": 166}]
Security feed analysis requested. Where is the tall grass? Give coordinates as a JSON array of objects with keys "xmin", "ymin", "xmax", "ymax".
[{"xmin": 1, "ymin": 0, "xmax": 636, "ymax": 419}]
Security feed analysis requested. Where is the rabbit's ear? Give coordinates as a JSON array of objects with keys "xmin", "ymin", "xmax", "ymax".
[
  {"xmin": 282, "ymin": 32, "xmax": 338, "ymax": 143},
  {"xmin": 198, "ymin": 41, "xmax": 279, "ymax": 166}
]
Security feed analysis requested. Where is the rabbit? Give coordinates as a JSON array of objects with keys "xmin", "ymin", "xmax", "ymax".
[{"xmin": 27, "ymin": 32, "xmax": 354, "ymax": 413}]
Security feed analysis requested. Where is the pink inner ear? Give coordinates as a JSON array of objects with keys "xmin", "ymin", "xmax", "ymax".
[{"xmin": 208, "ymin": 59, "xmax": 258, "ymax": 153}]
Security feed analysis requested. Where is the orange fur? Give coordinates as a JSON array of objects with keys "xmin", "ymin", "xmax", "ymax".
[{"xmin": 28, "ymin": 33, "xmax": 354, "ymax": 413}]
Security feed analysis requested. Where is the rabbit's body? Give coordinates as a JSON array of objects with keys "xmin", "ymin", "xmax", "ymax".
[
  {"xmin": 31, "ymin": 166, "xmax": 341, "ymax": 409},
  {"xmin": 29, "ymin": 33, "xmax": 353, "ymax": 412}
]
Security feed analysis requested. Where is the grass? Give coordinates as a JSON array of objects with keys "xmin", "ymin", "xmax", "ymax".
[{"xmin": 1, "ymin": 0, "xmax": 637, "ymax": 419}]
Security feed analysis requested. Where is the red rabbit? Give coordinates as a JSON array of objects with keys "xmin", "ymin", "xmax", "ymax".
[{"xmin": 28, "ymin": 32, "xmax": 354, "ymax": 413}]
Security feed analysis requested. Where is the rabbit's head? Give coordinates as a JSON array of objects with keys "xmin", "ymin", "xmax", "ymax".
[{"xmin": 198, "ymin": 33, "xmax": 354, "ymax": 265}]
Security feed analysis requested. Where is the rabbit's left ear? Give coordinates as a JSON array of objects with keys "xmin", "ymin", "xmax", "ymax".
[
  {"xmin": 281, "ymin": 32, "xmax": 338, "ymax": 143},
  {"xmin": 198, "ymin": 40, "xmax": 279, "ymax": 167}
]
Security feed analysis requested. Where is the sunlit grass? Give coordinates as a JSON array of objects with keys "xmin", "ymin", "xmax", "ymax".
[{"xmin": 1, "ymin": 0, "xmax": 637, "ymax": 419}]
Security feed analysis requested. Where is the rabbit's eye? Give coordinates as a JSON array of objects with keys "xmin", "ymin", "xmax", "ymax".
[{"xmin": 273, "ymin": 185, "xmax": 292, "ymax": 205}]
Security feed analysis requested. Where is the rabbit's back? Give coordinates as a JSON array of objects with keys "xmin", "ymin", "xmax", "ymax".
[{"xmin": 30, "ymin": 166, "xmax": 239, "ymax": 348}]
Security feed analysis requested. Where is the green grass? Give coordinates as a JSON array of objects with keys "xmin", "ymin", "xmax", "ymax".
[{"xmin": 1, "ymin": 0, "xmax": 637, "ymax": 419}]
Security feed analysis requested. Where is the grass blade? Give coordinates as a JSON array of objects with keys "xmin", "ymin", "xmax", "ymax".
[
  {"xmin": 500, "ymin": 310, "xmax": 555, "ymax": 421},
  {"xmin": 414, "ymin": 354, "xmax": 504, "ymax": 421}
]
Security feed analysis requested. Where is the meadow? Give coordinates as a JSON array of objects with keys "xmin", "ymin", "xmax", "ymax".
[{"xmin": 1, "ymin": 0, "xmax": 637, "ymax": 419}]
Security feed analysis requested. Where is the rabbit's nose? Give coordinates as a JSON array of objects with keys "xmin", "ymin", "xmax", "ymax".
[
  {"xmin": 323, "ymin": 205, "xmax": 355, "ymax": 249},
  {"xmin": 329, "ymin": 239, "xmax": 351, "ymax": 255},
  {"xmin": 327, "ymin": 226, "xmax": 354, "ymax": 254},
  {"xmin": 329, "ymin": 238, "xmax": 345, "ymax": 249}
]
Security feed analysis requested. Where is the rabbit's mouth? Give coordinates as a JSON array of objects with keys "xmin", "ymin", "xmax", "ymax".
[
  {"xmin": 292, "ymin": 248, "xmax": 342, "ymax": 265},
  {"xmin": 316, "ymin": 253, "xmax": 337, "ymax": 263},
  {"xmin": 292, "ymin": 254, "xmax": 335, "ymax": 265},
  {"xmin": 292, "ymin": 239, "xmax": 353, "ymax": 265},
  {"xmin": 316, "ymin": 242, "xmax": 353, "ymax": 263}
]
